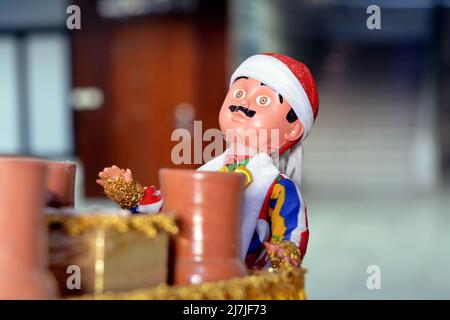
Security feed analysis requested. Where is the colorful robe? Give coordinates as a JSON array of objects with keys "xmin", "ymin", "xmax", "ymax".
[{"xmin": 132, "ymin": 150, "xmax": 309, "ymax": 269}]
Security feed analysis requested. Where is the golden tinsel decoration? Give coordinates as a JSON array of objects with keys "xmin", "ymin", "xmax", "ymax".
[
  {"xmin": 268, "ymin": 240, "xmax": 302, "ymax": 268},
  {"xmin": 103, "ymin": 177, "xmax": 145, "ymax": 209},
  {"xmin": 73, "ymin": 266, "xmax": 307, "ymax": 300},
  {"xmin": 46, "ymin": 213, "xmax": 179, "ymax": 238}
]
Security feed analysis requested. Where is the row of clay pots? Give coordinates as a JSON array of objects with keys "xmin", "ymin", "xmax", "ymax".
[
  {"xmin": 0, "ymin": 157, "xmax": 247, "ymax": 298},
  {"xmin": 0, "ymin": 157, "xmax": 76, "ymax": 299}
]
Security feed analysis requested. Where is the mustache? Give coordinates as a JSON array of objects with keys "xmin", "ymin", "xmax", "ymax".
[{"xmin": 228, "ymin": 105, "xmax": 256, "ymax": 118}]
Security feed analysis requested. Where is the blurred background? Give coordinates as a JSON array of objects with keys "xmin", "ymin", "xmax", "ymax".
[{"xmin": 0, "ymin": 0, "xmax": 449, "ymax": 298}]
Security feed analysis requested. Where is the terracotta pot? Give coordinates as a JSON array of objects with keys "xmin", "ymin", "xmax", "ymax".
[
  {"xmin": 159, "ymin": 169, "xmax": 247, "ymax": 285},
  {"xmin": 0, "ymin": 157, "xmax": 56, "ymax": 299},
  {"xmin": 45, "ymin": 161, "xmax": 76, "ymax": 208}
]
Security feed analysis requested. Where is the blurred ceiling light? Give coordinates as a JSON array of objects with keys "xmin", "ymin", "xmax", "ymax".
[
  {"xmin": 335, "ymin": 0, "xmax": 436, "ymax": 9},
  {"xmin": 97, "ymin": 0, "xmax": 152, "ymax": 18},
  {"xmin": 97, "ymin": 0, "xmax": 198, "ymax": 18}
]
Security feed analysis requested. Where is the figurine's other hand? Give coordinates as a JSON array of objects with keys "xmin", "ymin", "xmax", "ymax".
[
  {"xmin": 96, "ymin": 165, "xmax": 133, "ymax": 186},
  {"xmin": 264, "ymin": 241, "xmax": 301, "ymax": 268}
]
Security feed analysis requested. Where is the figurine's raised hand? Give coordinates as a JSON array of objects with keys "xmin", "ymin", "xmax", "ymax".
[
  {"xmin": 96, "ymin": 165, "xmax": 144, "ymax": 209},
  {"xmin": 96, "ymin": 165, "xmax": 133, "ymax": 187}
]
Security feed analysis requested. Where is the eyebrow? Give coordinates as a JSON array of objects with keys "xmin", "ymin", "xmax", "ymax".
[
  {"xmin": 233, "ymin": 76, "xmax": 248, "ymax": 82},
  {"xmin": 261, "ymin": 83, "xmax": 283, "ymax": 104}
]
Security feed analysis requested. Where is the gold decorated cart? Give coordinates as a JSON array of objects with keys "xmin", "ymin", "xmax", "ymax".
[{"xmin": 47, "ymin": 213, "xmax": 307, "ymax": 300}]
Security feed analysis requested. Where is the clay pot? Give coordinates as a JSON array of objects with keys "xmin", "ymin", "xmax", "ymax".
[
  {"xmin": 45, "ymin": 161, "xmax": 76, "ymax": 208},
  {"xmin": 0, "ymin": 157, "xmax": 57, "ymax": 299},
  {"xmin": 159, "ymin": 169, "xmax": 247, "ymax": 285}
]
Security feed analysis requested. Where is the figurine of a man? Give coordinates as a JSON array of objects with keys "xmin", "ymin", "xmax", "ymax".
[{"xmin": 97, "ymin": 53, "xmax": 319, "ymax": 269}]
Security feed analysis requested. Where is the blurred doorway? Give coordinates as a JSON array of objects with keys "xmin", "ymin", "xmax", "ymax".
[{"xmin": 72, "ymin": 0, "xmax": 228, "ymax": 196}]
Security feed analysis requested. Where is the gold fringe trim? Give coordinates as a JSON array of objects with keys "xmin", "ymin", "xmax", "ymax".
[
  {"xmin": 73, "ymin": 266, "xmax": 307, "ymax": 300},
  {"xmin": 46, "ymin": 213, "xmax": 179, "ymax": 238}
]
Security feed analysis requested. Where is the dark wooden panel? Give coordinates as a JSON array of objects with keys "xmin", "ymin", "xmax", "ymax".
[{"xmin": 72, "ymin": 0, "xmax": 227, "ymax": 196}]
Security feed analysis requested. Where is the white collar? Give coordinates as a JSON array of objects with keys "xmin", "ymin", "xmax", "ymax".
[{"xmin": 199, "ymin": 148, "xmax": 278, "ymax": 173}]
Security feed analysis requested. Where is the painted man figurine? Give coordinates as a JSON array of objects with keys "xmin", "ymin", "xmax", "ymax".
[{"xmin": 97, "ymin": 53, "xmax": 319, "ymax": 269}]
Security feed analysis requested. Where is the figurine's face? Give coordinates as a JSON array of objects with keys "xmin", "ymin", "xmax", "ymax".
[{"xmin": 219, "ymin": 77, "xmax": 304, "ymax": 154}]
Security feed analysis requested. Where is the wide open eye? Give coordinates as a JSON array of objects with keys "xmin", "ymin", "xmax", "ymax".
[
  {"xmin": 233, "ymin": 89, "xmax": 246, "ymax": 99},
  {"xmin": 256, "ymin": 95, "xmax": 271, "ymax": 106}
]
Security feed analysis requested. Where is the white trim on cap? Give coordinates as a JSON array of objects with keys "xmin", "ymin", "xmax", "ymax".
[{"xmin": 230, "ymin": 54, "xmax": 314, "ymax": 141}]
